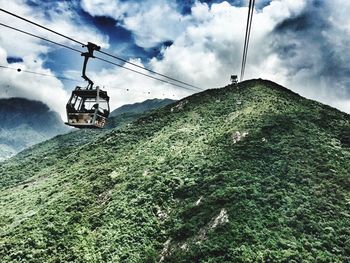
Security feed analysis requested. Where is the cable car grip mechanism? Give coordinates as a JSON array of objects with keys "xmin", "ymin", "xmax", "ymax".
[{"xmin": 81, "ymin": 42, "xmax": 100, "ymax": 89}]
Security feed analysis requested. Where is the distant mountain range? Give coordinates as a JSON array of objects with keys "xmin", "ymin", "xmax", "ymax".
[
  {"xmin": 0, "ymin": 97, "xmax": 176, "ymax": 161},
  {"xmin": 110, "ymin": 98, "xmax": 176, "ymax": 116},
  {"xmin": 0, "ymin": 98, "xmax": 68, "ymax": 160}
]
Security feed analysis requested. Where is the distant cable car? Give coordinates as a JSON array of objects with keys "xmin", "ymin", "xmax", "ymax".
[
  {"xmin": 65, "ymin": 42, "xmax": 110, "ymax": 129},
  {"xmin": 230, "ymin": 75, "xmax": 238, "ymax": 85}
]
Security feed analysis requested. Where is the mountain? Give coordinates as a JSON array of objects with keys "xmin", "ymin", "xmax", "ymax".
[
  {"xmin": 0, "ymin": 98, "xmax": 69, "ymax": 160},
  {"xmin": 107, "ymin": 98, "xmax": 176, "ymax": 129},
  {"xmin": 0, "ymin": 79, "xmax": 349, "ymax": 262},
  {"xmin": 0, "ymin": 98, "xmax": 173, "ymax": 161},
  {"xmin": 110, "ymin": 98, "xmax": 176, "ymax": 116}
]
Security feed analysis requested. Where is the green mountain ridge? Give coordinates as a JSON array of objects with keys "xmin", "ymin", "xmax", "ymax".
[
  {"xmin": 106, "ymin": 98, "xmax": 176, "ymax": 129},
  {"xmin": 0, "ymin": 79, "xmax": 349, "ymax": 262},
  {"xmin": 110, "ymin": 98, "xmax": 176, "ymax": 117}
]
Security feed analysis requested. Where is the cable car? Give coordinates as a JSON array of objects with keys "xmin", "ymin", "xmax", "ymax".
[
  {"xmin": 66, "ymin": 86, "xmax": 110, "ymax": 128},
  {"xmin": 230, "ymin": 75, "xmax": 238, "ymax": 85},
  {"xmin": 65, "ymin": 42, "xmax": 110, "ymax": 129}
]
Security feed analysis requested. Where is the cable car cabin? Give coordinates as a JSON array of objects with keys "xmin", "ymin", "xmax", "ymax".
[
  {"xmin": 230, "ymin": 75, "xmax": 238, "ymax": 85},
  {"xmin": 65, "ymin": 86, "xmax": 110, "ymax": 129}
]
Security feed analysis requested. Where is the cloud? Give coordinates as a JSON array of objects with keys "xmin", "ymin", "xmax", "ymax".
[
  {"xmin": 81, "ymin": 0, "xmax": 309, "ymax": 89},
  {"xmin": 82, "ymin": 0, "xmax": 190, "ymax": 48},
  {"xmin": 150, "ymin": 2, "xmax": 248, "ymax": 89},
  {"xmin": 81, "ymin": 0, "xmax": 350, "ymax": 113},
  {"xmin": 87, "ymin": 59, "xmax": 191, "ymax": 111},
  {"xmin": 0, "ymin": 0, "xmax": 110, "ymax": 118},
  {"xmin": 148, "ymin": 0, "xmax": 310, "ymax": 89},
  {"xmin": 1, "ymin": 0, "xmax": 350, "ymax": 120},
  {"xmin": 266, "ymin": 0, "xmax": 350, "ymax": 105},
  {"xmin": 150, "ymin": 0, "xmax": 350, "ymax": 112},
  {"xmin": 80, "ymin": 0, "xmax": 132, "ymax": 20},
  {"xmin": 0, "ymin": 46, "xmax": 69, "ymax": 118},
  {"xmin": 0, "ymin": 0, "xmax": 109, "ymax": 56}
]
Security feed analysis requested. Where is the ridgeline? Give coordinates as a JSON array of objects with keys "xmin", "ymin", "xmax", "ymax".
[{"xmin": 0, "ymin": 79, "xmax": 349, "ymax": 262}]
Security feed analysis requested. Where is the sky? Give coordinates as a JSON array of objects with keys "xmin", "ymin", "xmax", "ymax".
[{"xmin": 0, "ymin": 0, "xmax": 349, "ymax": 119}]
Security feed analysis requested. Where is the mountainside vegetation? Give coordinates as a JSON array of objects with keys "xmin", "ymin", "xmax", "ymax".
[
  {"xmin": 0, "ymin": 79, "xmax": 349, "ymax": 262},
  {"xmin": 107, "ymin": 98, "xmax": 176, "ymax": 130},
  {"xmin": 0, "ymin": 98, "xmax": 68, "ymax": 160}
]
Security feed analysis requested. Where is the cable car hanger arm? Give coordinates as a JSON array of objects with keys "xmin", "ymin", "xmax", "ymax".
[{"xmin": 81, "ymin": 42, "xmax": 100, "ymax": 89}]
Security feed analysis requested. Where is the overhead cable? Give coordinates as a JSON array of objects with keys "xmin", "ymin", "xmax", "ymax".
[
  {"xmin": 94, "ymin": 56, "xmax": 199, "ymax": 92},
  {"xmin": 0, "ymin": 8, "xmax": 84, "ymax": 46},
  {"xmin": 0, "ymin": 64, "xmax": 80, "ymax": 82},
  {"xmin": 0, "ymin": 22, "xmax": 199, "ymax": 92},
  {"xmin": 0, "ymin": 8, "xmax": 202, "ymax": 91},
  {"xmin": 0, "ymin": 65, "xmax": 149, "ymax": 92},
  {"xmin": 0, "ymin": 23, "xmax": 82, "ymax": 54},
  {"xmin": 240, "ymin": 0, "xmax": 255, "ymax": 82},
  {"xmin": 97, "ymin": 50, "xmax": 202, "ymax": 90}
]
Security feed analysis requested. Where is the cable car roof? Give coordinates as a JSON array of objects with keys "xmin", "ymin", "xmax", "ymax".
[{"xmin": 72, "ymin": 87, "xmax": 110, "ymax": 101}]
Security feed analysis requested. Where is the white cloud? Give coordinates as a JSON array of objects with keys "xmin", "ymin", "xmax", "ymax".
[
  {"xmin": 148, "ymin": 0, "xmax": 350, "ymax": 113},
  {"xmin": 0, "ymin": 0, "xmax": 110, "ymax": 119},
  {"xmin": 79, "ymin": 1, "xmax": 297, "ymax": 103},
  {"xmin": 0, "ymin": 0, "xmax": 109, "ymax": 56},
  {"xmin": 143, "ymin": 1, "xmax": 273, "ymax": 90},
  {"xmin": 2, "ymin": 0, "xmax": 350, "ymax": 122},
  {"xmin": 254, "ymin": 0, "xmax": 350, "ymax": 111},
  {"xmin": 88, "ymin": 59, "xmax": 191, "ymax": 111},
  {"xmin": 262, "ymin": 0, "xmax": 307, "ymax": 23},
  {"xmin": 82, "ymin": 0, "xmax": 312, "ymax": 90},
  {"xmin": 122, "ymin": 1, "xmax": 189, "ymax": 48},
  {"xmin": 0, "ymin": 46, "xmax": 69, "ymax": 118},
  {"xmin": 82, "ymin": 0, "xmax": 191, "ymax": 48},
  {"xmin": 81, "ymin": 0, "xmax": 133, "ymax": 20}
]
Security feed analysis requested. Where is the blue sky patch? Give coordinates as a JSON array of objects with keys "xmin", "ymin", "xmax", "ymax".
[{"xmin": 7, "ymin": 57, "xmax": 24, "ymax": 64}]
